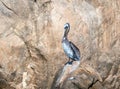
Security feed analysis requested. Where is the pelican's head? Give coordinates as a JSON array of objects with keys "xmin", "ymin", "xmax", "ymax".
[
  {"xmin": 63, "ymin": 23, "xmax": 70, "ymax": 37},
  {"xmin": 64, "ymin": 23, "xmax": 70, "ymax": 30}
]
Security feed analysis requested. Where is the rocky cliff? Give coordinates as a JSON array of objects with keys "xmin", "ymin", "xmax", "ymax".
[{"xmin": 0, "ymin": 0, "xmax": 120, "ymax": 89}]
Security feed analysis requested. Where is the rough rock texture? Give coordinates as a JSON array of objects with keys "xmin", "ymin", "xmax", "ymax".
[{"xmin": 0, "ymin": 0, "xmax": 120, "ymax": 89}]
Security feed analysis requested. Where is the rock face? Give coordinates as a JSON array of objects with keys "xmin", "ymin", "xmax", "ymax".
[{"xmin": 0, "ymin": 0, "xmax": 120, "ymax": 89}]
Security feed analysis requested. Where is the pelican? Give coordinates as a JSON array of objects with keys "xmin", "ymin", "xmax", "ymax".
[{"xmin": 62, "ymin": 23, "xmax": 80, "ymax": 63}]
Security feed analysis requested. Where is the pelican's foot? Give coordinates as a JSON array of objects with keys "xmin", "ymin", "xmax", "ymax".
[{"xmin": 65, "ymin": 61, "xmax": 73, "ymax": 65}]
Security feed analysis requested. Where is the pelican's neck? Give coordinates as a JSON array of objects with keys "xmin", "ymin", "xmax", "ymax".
[{"xmin": 63, "ymin": 29, "xmax": 69, "ymax": 39}]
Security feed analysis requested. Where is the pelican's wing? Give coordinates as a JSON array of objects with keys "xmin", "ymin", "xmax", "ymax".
[{"xmin": 69, "ymin": 41, "xmax": 80, "ymax": 60}]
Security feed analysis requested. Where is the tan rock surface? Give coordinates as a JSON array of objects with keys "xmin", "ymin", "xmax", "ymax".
[{"xmin": 0, "ymin": 0, "xmax": 120, "ymax": 89}]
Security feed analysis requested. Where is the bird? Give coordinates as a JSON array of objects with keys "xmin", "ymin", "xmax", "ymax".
[{"xmin": 62, "ymin": 23, "xmax": 80, "ymax": 63}]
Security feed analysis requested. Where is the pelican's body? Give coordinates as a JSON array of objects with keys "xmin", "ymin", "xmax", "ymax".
[{"xmin": 62, "ymin": 23, "xmax": 80, "ymax": 62}]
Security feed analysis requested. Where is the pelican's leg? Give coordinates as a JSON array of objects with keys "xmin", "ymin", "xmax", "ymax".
[
  {"xmin": 70, "ymin": 60, "xmax": 73, "ymax": 64},
  {"xmin": 65, "ymin": 58, "xmax": 71, "ymax": 65}
]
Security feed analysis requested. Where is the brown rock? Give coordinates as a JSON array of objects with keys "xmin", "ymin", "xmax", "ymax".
[{"xmin": 0, "ymin": 0, "xmax": 120, "ymax": 89}]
